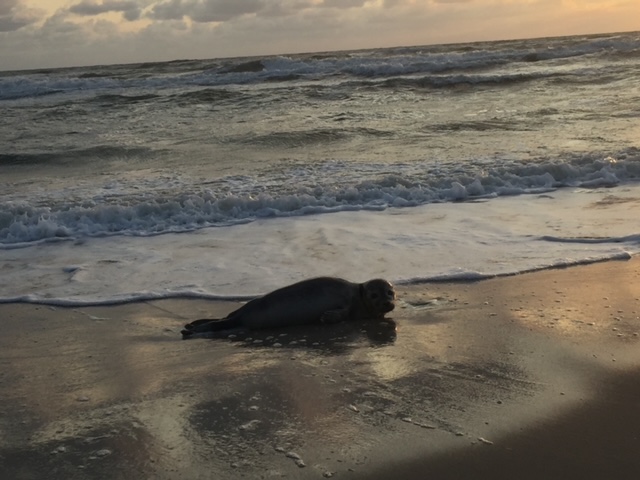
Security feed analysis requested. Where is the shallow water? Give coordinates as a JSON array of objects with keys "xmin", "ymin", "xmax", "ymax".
[{"xmin": 1, "ymin": 185, "xmax": 638, "ymax": 304}]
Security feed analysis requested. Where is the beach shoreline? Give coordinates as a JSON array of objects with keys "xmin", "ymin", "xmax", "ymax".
[{"xmin": 1, "ymin": 257, "xmax": 640, "ymax": 479}]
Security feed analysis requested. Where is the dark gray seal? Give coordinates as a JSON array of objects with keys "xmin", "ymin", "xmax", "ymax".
[{"xmin": 181, "ymin": 277, "xmax": 396, "ymax": 339}]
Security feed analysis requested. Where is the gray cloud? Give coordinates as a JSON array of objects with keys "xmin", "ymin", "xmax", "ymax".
[
  {"xmin": 70, "ymin": 1, "xmax": 142, "ymax": 21},
  {"xmin": 0, "ymin": 16, "xmax": 26, "ymax": 32},
  {"xmin": 148, "ymin": 0, "xmax": 367, "ymax": 22},
  {"xmin": 382, "ymin": 0, "xmax": 410, "ymax": 7},
  {"xmin": 0, "ymin": 0, "xmax": 17, "ymax": 16},
  {"xmin": 150, "ymin": 0, "xmax": 264, "ymax": 23},
  {"xmin": 191, "ymin": 0, "xmax": 264, "ymax": 22},
  {"xmin": 384, "ymin": 0, "xmax": 471, "ymax": 6},
  {"xmin": 0, "ymin": 0, "xmax": 41, "ymax": 32},
  {"xmin": 259, "ymin": 1, "xmax": 314, "ymax": 18},
  {"xmin": 148, "ymin": 0, "xmax": 184, "ymax": 21},
  {"xmin": 322, "ymin": 0, "xmax": 368, "ymax": 8}
]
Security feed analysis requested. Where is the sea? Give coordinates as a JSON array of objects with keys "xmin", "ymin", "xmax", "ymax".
[{"xmin": 1, "ymin": 31, "xmax": 639, "ymax": 306}]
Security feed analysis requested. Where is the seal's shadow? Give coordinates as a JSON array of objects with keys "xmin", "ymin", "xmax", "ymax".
[{"xmin": 204, "ymin": 318, "xmax": 397, "ymax": 354}]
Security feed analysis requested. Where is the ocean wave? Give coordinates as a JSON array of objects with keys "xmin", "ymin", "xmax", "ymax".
[
  {"xmin": 0, "ymin": 252, "xmax": 633, "ymax": 307},
  {"xmin": 232, "ymin": 126, "xmax": 394, "ymax": 147},
  {"xmin": 1, "ymin": 150, "xmax": 639, "ymax": 247},
  {"xmin": 540, "ymin": 234, "xmax": 640, "ymax": 244},
  {"xmin": 0, "ymin": 146, "xmax": 154, "ymax": 166},
  {"xmin": 377, "ymin": 72, "xmax": 542, "ymax": 89},
  {"xmin": 2, "ymin": 32, "xmax": 638, "ymax": 101},
  {"xmin": 0, "ymin": 290, "xmax": 256, "ymax": 307},
  {"xmin": 396, "ymin": 251, "xmax": 634, "ymax": 285},
  {"xmin": 171, "ymin": 88, "xmax": 246, "ymax": 104},
  {"xmin": 91, "ymin": 93, "xmax": 162, "ymax": 105}
]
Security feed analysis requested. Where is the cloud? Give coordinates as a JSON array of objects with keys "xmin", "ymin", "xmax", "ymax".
[
  {"xmin": 0, "ymin": 0, "xmax": 42, "ymax": 32},
  {"xmin": 0, "ymin": 0, "xmax": 16, "ymax": 16},
  {"xmin": 259, "ymin": 0, "xmax": 315, "ymax": 18},
  {"xmin": 321, "ymin": 0, "xmax": 368, "ymax": 8},
  {"xmin": 148, "ymin": 0, "xmax": 183, "ymax": 20},
  {"xmin": 148, "ymin": 0, "xmax": 368, "ymax": 23},
  {"xmin": 69, "ymin": 0, "xmax": 142, "ymax": 21},
  {"xmin": 150, "ymin": 0, "xmax": 264, "ymax": 23},
  {"xmin": 383, "ymin": 0, "xmax": 471, "ymax": 6}
]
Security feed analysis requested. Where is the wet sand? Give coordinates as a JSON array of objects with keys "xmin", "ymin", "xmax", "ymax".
[{"xmin": 1, "ymin": 257, "xmax": 640, "ymax": 479}]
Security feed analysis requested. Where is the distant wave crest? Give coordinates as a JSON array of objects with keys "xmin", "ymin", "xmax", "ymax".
[{"xmin": 2, "ymin": 32, "xmax": 638, "ymax": 101}]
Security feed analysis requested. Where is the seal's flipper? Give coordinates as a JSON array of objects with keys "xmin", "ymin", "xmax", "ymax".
[{"xmin": 181, "ymin": 317, "xmax": 241, "ymax": 339}]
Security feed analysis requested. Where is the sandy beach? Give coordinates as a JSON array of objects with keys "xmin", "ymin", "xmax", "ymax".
[{"xmin": 1, "ymin": 257, "xmax": 640, "ymax": 479}]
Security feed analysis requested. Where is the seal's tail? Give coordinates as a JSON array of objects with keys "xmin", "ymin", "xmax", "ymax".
[{"xmin": 181, "ymin": 317, "xmax": 241, "ymax": 339}]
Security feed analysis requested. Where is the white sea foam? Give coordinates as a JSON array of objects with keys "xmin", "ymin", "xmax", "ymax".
[
  {"xmin": 2, "ymin": 152, "xmax": 638, "ymax": 247},
  {"xmin": 1, "ymin": 186, "xmax": 638, "ymax": 306}
]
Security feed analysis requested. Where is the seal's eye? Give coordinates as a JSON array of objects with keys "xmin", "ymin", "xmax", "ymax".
[{"xmin": 387, "ymin": 289, "xmax": 394, "ymax": 296}]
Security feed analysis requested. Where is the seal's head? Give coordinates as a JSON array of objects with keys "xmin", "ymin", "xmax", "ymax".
[{"xmin": 361, "ymin": 278, "xmax": 396, "ymax": 317}]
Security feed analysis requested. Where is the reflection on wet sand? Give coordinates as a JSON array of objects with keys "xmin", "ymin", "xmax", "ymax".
[
  {"xmin": 1, "ymin": 258, "xmax": 640, "ymax": 479},
  {"xmin": 188, "ymin": 317, "xmax": 398, "ymax": 353},
  {"xmin": 358, "ymin": 365, "xmax": 640, "ymax": 480}
]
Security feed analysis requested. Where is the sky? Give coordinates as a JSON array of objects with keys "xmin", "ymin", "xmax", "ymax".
[{"xmin": 1, "ymin": 0, "xmax": 639, "ymax": 71}]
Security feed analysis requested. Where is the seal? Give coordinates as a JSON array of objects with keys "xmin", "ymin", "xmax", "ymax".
[{"xmin": 181, "ymin": 277, "xmax": 396, "ymax": 339}]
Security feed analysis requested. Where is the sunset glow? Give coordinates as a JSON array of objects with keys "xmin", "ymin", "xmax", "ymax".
[{"xmin": 1, "ymin": 1, "xmax": 639, "ymax": 69}]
